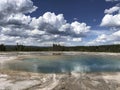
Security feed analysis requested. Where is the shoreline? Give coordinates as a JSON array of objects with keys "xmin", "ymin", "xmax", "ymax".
[{"xmin": 1, "ymin": 51, "xmax": 120, "ymax": 55}]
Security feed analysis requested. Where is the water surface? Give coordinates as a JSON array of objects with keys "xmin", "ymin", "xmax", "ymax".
[{"xmin": 2, "ymin": 54, "xmax": 120, "ymax": 73}]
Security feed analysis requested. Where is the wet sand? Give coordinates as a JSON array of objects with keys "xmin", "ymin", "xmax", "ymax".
[{"xmin": 0, "ymin": 52, "xmax": 120, "ymax": 90}]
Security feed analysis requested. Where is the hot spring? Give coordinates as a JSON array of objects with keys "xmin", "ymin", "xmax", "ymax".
[{"xmin": 1, "ymin": 54, "xmax": 120, "ymax": 73}]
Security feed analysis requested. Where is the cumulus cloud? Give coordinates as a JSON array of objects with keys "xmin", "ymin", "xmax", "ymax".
[
  {"xmin": 30, "ymin": 12, "xmax": 90, "ymax": 38},
  {"xmin": 104, "ymin": 6, "xmax": 120, "ymax": 14},
  {"xmin": 0, "ymin": 0, "xmax": 91, "ymax": 46},
  {"xmin": 0, "ymin": 0, "xmax": 37, "ymax": 14},
  {"xmin": 89, "ymin": 1, "xmax": 120, "ymax": 45},
  {"xmin": 100, "ymin": 14, "xmax": 120, "ymax": 27},
  {"xmin": 88, "ymin": 30, "xmax": 120, "ymax": 45},
  {"xmin": 101, "ymin": 3, "xmax": 120, "ymax": 27},
  {"xmin": 72, "ymin": 38, "xmax": 82, "ymax": 42},
  {"xmin": 0, "ymin": 0, "xmax": 37, "ymax": 23},
  {"xmin": 28, "ymin": 12, "xmax": 90, "ymax": 45}
]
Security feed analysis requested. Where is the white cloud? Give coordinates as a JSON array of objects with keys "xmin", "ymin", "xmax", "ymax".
[
  {"xmin": 87, "ymin": 34, "xmax": 108, "ymax": 45},
  {"xmin": 88, "ymin": 30, "xmax": 120, "ymax": 45},
  {"xmin": 100, "ymin": 14, "xmax": 120, "ymax": 27},
  {"xmin": 104, "ymin": 6, "xmax": 120, "ymax": 14},
  {"xmin": 0, "ymin": 0, "xmax": 37, "ymax": 23},
  {"xmin": 28, "ymin": 12, "xmax": 91, "ymax": 45},
  {"xmin": 72, "ymin": 38, "xmax": 82, "ymax": 42},
  {"xmin": 0, "ymin": 0, "xmax": 91, "ymax": 46},
  {"xmin": 101, "ymin": 2, "xmax": 120, "ymax": 26},
  {"xmin": 30, "ymin": 29, "xmax": 45, "ymax": 35},
  {"xmin": 42, "ymin": 12, "xmax": 66, "ymax": 28},
  {"xmin": 30, "ymin": 12, "xmax": 90, "ymax": 37},
  {"xmin": 71, "ymin": 21, "xmax": 90, "ymax": 35},
  {"xmin": 0, "ymin": 0, "xmax": 37, "ymax": 14},
  {"xmin": 101, "ymin": 3, "xmax": 120, "ymax": 27}
]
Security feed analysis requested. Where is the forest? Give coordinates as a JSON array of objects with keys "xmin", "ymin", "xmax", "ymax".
[{"xmin": 0, "ymin": 44, "xmax": 120, "ymax": 52}]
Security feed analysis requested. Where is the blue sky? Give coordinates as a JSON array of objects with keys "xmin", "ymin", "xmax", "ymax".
[
  {"xmin": 0, "ymin": 0, "xmax": 120, "ymax": 46},
  {"xmin": 31, "ymin": 0, "xmax": 117, "ymax": 28}
]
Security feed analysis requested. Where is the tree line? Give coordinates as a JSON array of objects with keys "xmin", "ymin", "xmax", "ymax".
[{"xmin": 0, "ymin": 43, "xmax": 120, "ymax": 52}]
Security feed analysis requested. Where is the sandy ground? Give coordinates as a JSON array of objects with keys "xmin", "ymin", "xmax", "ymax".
[{"xmin": 0, "ymin": 52, "xmax": 120, "ymax": 90}]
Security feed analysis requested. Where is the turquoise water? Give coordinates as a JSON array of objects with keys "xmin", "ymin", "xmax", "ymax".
[{"xmin": 3, "ymin": 55, "xmax": 120, "ymax": 73}]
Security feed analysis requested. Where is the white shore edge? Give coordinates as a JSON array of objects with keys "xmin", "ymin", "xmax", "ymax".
[{"xmin": 1, "ymin": 51, "xmax": 120, "ymax": 55}]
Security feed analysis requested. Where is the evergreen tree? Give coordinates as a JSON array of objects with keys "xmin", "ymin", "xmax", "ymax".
[{"xmin": 0, "ymin": 44, "xmax": 6, "ymax": 51}]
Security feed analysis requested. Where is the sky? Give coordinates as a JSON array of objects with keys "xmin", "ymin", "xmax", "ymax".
[{"xmin": 0, "ymin": 0, "xmax": 120, "ymax": 46}]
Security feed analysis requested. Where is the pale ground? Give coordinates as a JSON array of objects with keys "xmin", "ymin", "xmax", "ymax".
[{"xmin": 0, "ymin": 52, "xmax": 120, "ymax": 90}]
